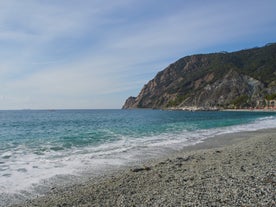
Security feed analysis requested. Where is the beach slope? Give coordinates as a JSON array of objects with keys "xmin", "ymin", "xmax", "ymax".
[{"xmin": 13, "ymin": 129, "xmax": 276, "ymax": 206}]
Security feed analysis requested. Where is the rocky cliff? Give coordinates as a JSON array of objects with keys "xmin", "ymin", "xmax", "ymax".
[{"xmin": 122, "ymin": 43, "xmax": 276, "ymax": 109}]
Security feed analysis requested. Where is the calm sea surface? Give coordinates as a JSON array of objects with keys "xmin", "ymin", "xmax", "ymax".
[{"xmin": 0, "ymin": 109, "xmax": 276, "ymax": 205}]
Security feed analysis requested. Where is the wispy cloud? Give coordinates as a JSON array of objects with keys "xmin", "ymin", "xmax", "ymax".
[{"xmin": 0, "ymin": 0, "xmax": 275, "ymax": 109}]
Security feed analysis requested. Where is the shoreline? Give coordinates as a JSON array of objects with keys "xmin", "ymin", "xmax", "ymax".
[
  {"xmin": 165, "ymin": 106, "xmax": 276, "ymax": 112},
  {"xmin": 12, "ymin": 128, "xmax": 276, "ymax": 207},
  {"xmin": 222, "ymin": 108, "xmax": 276, "ymax": 112}
]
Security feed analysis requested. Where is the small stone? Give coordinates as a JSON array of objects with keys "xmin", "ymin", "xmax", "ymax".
[
  {"xmin": 131, "ymin": 166, "xmax": 151, "ymax": 172},
  {"xmin": 240, "ymin": 166, "xmax": 246, "ymax": 172}
]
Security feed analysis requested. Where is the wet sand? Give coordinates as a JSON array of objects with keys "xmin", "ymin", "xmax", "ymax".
[{"xmin": 12, "ymin": 128, "xmax": 276, "ymax": 206}]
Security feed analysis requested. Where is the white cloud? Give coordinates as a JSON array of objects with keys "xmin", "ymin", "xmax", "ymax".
[
  {"xmin": 108, "ymin": 1, "xmax": 275, "ymax": 55},
  {"xmin": 0, "ymin": 0, "xmax": 275, "ymax": 109}
]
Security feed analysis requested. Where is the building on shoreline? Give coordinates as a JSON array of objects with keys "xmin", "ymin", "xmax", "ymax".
[{"xmin": 256, "ymin": 99, "xmax": 276, "ymax": 110}]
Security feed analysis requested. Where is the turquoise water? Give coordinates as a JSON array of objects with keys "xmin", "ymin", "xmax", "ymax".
[{"xmin": 0, "ymin": 109, "xmax": 276, "ymax": 203}]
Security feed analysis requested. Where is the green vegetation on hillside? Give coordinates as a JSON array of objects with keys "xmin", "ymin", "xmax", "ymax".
[
  {"xmin": 123, "ymin": 43, "xmax": 276, "ymax": 109},
  {"xmin": 265, "ymin": 93, "xmax": 276, "ymax": 100}
]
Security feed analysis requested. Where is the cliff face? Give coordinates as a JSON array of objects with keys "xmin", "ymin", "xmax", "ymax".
[{"xmin": 122, "ymin": 43, "xmax": 276, "ymax": 109}]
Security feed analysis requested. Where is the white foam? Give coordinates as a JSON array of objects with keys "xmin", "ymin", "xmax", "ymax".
[{"xmin": 1, "ymin": 115, "xmax": 276, "ymax": 205}]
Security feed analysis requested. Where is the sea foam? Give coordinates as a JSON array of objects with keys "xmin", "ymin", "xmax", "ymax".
[{"xmin": 0, "ymin": 110, "xmax": 275, "ymax": 206}]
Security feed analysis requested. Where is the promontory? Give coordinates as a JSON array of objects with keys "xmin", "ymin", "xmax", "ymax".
[{"xmin": 123, "ymin": 43, "xmax": 276, "ymax": 110}]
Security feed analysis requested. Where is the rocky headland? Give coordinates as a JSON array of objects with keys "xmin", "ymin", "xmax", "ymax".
[{"xmin": 123, "ymin": 43, "xmax": 276, "ymax": 110}]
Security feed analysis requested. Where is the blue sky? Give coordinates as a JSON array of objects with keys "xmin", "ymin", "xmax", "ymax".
[{"xmin": 0, "ymin": 0, "xmax": 275, "ymax": 109}]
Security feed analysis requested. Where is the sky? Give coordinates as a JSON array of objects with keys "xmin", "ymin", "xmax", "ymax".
[{"xmin": 0, "ymin": 0, "xmax": 275, "ymax": 109}]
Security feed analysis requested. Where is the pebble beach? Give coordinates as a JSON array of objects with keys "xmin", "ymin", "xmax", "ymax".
[{"xmin": 12, "ymin": 128, "xmax": 276, "ymax": 207}]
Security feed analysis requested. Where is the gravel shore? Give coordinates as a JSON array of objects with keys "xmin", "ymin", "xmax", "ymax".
[{"xmin": 13, "ymin": 129, "xmax": 276, "ymax": 207}]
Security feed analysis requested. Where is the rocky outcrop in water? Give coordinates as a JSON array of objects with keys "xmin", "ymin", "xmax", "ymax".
[{"xmin": 123, "ymin": 43, "xmax": 276, "ymax": 109}]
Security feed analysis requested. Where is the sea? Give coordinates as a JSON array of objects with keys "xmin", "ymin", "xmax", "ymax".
[{"xmin": 0, "ymin": 109, "xmax": 276, "ymax": 205}]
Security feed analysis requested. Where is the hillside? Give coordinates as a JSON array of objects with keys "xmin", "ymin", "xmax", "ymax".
[{"xmin": 122, "ymin": 43, "xmax": 276, "ymax": 110}]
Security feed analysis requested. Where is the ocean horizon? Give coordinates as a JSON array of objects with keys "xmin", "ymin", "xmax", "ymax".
[{"xmin": 1, "ymin": 109, "xmax": 276, "ymax": 206}]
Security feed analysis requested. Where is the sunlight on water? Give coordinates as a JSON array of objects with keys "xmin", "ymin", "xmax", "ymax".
[{"xmin": 0, "ymin": 109, "xmax": 275, "ymax": 205}]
